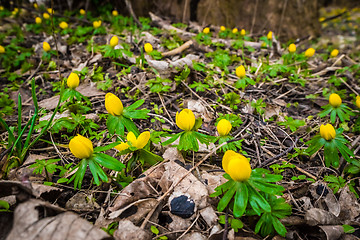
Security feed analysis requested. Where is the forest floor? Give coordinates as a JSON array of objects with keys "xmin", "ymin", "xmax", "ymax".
[{"xmin": 0, "ymin": 3, "xmax": 360, "ymax": 240}]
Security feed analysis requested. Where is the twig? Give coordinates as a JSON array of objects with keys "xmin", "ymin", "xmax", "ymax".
[
  {"xmin": 259, "ymin": 137, "xmax": 298, "ymax": 167},
  {"xmin": 177, "ymin": 213, "xmax": 200, "ymax": 239},
  {"xmin": 223, "ymin": 207, "xmax": 229, "ymax": 240},
  {"xmin": 124, "ymin": 0, "xmax": 142, "ymax": 28},
  {"xmin": 162, "ymin": 40, "xmax": 193, "ymax": 57},
  {"xmin": 276, "ymin": 0, "xmax": 288, "ymax": 38},
  {"xmin": 250, "ymin": 0, "xmax": 259, "ymax": 34}
]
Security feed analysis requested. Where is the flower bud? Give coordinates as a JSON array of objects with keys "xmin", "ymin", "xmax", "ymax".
[
  {"xmin": 35, "ymin": 17, "xmax": 42, "ymax": 24},
  {"xmin": 240, "ymin": 29, "xmax": 246, "ymax": 36},
  {"xmin": 105, "ymin": 93, "xmax": 123, "ymax": 116},
  {"xmin": 47, "ymin": 8, "xmax": 54, "ymax": 14},
  {"xmin": 127, "ymin": 131, "xmax": 150, "ymax": 149},
  {"xmin": 33, "ymin": 3, "xmax": 38, "ymax": 9},
  {"xmin": 288, "ymin": 43, "xmax": 296, "ymax": 53},
  {"xmin": 217, "ymin": 119, "xmax": 232, "ymax": 136},
  {"xmin": 43, "ymin": 42, "xmax": 51, "ymax": 52},
  {"xmin": 330, "ymin": 49, "xmax": 339, "ymax": 58},
  {"xmin": 0, "ymin": 45, "xmax": 5, "ymax": 54},
  {"xmin": 67, "ymin": 72, "xmax": 79, "ymax": 89},
  {"xmin": 80, "ymin": 9, "xmax": 86, "ymax": 15},
  {"xmin": 93, "ymin": 20, "xmax": 102, "ymax": 28},
  {"xmin": 59, "ymin": 21, "xmax": 68, "ymax": 29},
  {"xmin": 305, "ymin": 48, "xmax": 315, "ymax": 57},
  {"xmin": 222, "ymin": 150, "xmax": 251, "ymax": 182},
  {"xmin": 236, "ymin": 65, "xmax": 246, "ymax": 78},
  {"xmin": 144, "ymin": 43, "xmax": 153, "ymax": 53},
  {"xmin": 69, "ymin": 134, "xmax": 93, "ymax": 159},
  {"xmin": 320, "ymin": 124, "xmax": 336, "ymax": 141},
  {"xmin": 176, "ymin": 109, "xmax": 195, "ymax": 131},
  {"xmin": 112, "ymin": 10, "xmax": 118, "ymax": 16},
  {"xmin": 232, "ymin": 28, "xmax": 238, "ymax": 34},
  {"xmin": 267, "ymin": 31, "xmax": 273, "ymax": 40},
  {"xmin": 220, "ymin": 26, "xmax": 226, "ymax": 31},
  {"xmin": 110, "ymin": 36, "xmax": 119, "ymax": 47},
  {"xmin": 329, "ymin": 93, "xmax": 341, "ymax": 108},
  {"xmin": 43, "ymin": 13, "xmax": 50, "ymax": 19},
  {"xmin": 203, "ymin": 27, "xmax": 210, "ymax": 34},
  {"xmin": 356, "ymin": 96, "xmax": 360, "ymax": 109}
]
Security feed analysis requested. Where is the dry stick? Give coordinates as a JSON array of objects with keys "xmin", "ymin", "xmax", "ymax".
[
  {"xmin": 124, "ymin": 0, "xmax": 142, "ymax": 28},
  {"xmin": 182, "ymin": 0, "xmax": 190, "ymax": 23},
  {"xmin": 177, "ymin": 213, "xmax": 200, "ymax": 239},
  {"xmin": 140, "ymin": 140, "xmax": 229, "ymax": 229},
  {"xmin": 157, "ymin": 93, "xmax": 175, "ymax": 126},
  {"xmin": 250, "ymin": 0, "xmax": 259, "ymax": 34},
  {"xmin": 276, "ymin": 0, "xmax": 288, "ymax": 38},
  {"xmin": 162, "ymin": 40, "xmax": 193, "ymax": 57},
  {"xmin": 339, "ymin": 74, "xmax": 359, "ymax": 96}
]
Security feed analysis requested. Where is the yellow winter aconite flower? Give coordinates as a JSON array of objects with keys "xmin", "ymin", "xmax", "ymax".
[
  {"xmin": 80, "ymin": 9, "xmax": 86, "ymax": 15},
  {"xmin": 93, "ymin": 20, "xmax": 102, "ymax": 28},
  {"xmin": 105, "ymin": 93, "xmax": 123, "ymax": 116},
  {"xmin": 69, "ymin": 135, "xmax": 93, "ymax": 159},
  {"xmin": 110, "ymin": 36, "xmax": 119, "ymax": 47},
  {"xmin": 43, "ymin": 42, "xmax": 51, "ymax": 52},
  {"xmin": 288, "ymin": 43, "xmax": 296, "ymax": 53},
  {"xmin": 220, "ymin": 26, "xmax": 226, "ymax": 31},
  {"xmin": 112, "ymin": 10, "xmax": 118, "ymax": 16},
  {"xmin": 356, "ymin": 96, "xmax": 360, "ymax": 109},
  {"xmin": 222, "ymin": 150, "xmax": 251, "ymax": 182},
  {"xmin": 232, "ymin": 28, "xmax": 238, "ymax": 34},
  {"xmin": 67, "ymin": 72, "xmax": 80, "ymax": 89},
  {"xmin": 33, "ymin": 3, "xmax": 38, "ymax": 9},
  {"xmin": 217, "ymin": 119, "xmax": 232, "ymax": 136},
  {"xmin": 115, "ymin": 142, "xmax": 129, "ymax": 151},
  {"xmin": 203, "ymin": 27, "xmax": 210, "ymax": 34},
  {"xmin": 0, "ymin": 6, "xmax": 3, "ymax": 11},
  {"xmin": 176, "ymin": 109, "xmax": 195, "ymax": 131},
  {"xmin": 43, "ymin": 13, "xmax": 50, "ymax": 19},
  {"xmin": 240, "ymin": 29, "xmax": 246, "ymax": 36},
  {"xmin": 330, "ymin": 49, "xmax": 339, "ymax": 58},
  {"xmin": 127, "ymin": 131, "xmax": 150, "ymax": 149},
  {"xmin": 144, "ymin": 43, "xmax": 153, "ymax": 53},
  {"xmin": 319, "ymin": 17, "xmax": 325, "ymax": 22},
  {"xmin": 329, "ymin": 93, "xmax": 342, "ymax": 108},
  {"xmin": 59, "ymin": 21, "xmax": 68, "ymax": 29},
  {"xmin": 320, "ymin": 124, "xmax": 336, "ymax": 141},
  {"xmin": 35, "ymin": 17, "xmax": 42, "ymax": 24},
  {"xmin": 47, "ymin": 8, "xmax": 54, "ymax": 14},
  {"xmin": 305, "ymin": 48, "xmax": 315, "ymax": 57},
  {"xmin": 12, "ymin": 8, "xmax": 19, "ymax": 15},
  {"xmin": 236, "ymin": 65, "xmax": 246, "ymax": 78},
  {"xmin": 0, "ymin": 45, "xmax": 5, "ymax": 54},
  {"xmin": 267, "ymin": 31, "xmax": 273, "ymax": 40}
]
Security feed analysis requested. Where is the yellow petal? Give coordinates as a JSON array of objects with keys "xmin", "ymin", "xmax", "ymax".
[
  {"xmin": 110, "ymin": 36, "xmax": 119, "ymax": 47},
  {"xmin": 69, "ymin": 135, "xmax": 93, "ymax": 159},
  {"xmin": 134, "ymin": 131, "xmax": 150, "ymax": 149},
  {"xmin": 115, "ymin": 142, "xmax": 129, "ymax": 151},
  {"xmin": 320, "ymin": 124, "xmax": 336, "ymax": 141},
  {"xmin": 105, "ymin": 93, "xmax": 123, "ymax": 116},
  {"xmin": 43, "ymin": 42, "xmax": 51, "ymax": 52},
  {"xmin": 356, "ymin": 96, "xmax": 360, "ymax": 108},
  {"xmin": 144, "ymin": 43, "xmax": 153, "ymax": 53},
  {"xmin": 267, "ymin": 31, "xmax": 273, "ymax": 40},
  {"xmin": 232, "ymin": 28, "xmax": 238, "ymax": 34},
  {"xmin": 236, "ymin": 65, "xmax": 246, "ymax": 78},
  {"xmin": 330, "ymin": 49, "xmax": 339, "ymax": 58},
  {"xmin": 240, "ymin": 29, "xmax": 246, "ymax": 36},
  {"xmin": 288, "ymin": 43, "xmax": 296, "ymax": 53},
  {"xmin": 227, "ymin": 155, "xmax": 252, "ymax": 182},
  {"xmin": 305, "ymin": 48, "xmax": 315, "ymax": 57},
  {"xmin": 0, "ymin": 45, "xmax": 5, "ymax": 54},
  {"xmin": 176, "ymin": 109, "xmax": 195, "ymax": 131},
  {"xmin": 203, "ymin": 27, "xmax": 210, "ymax": 34},
  {"xmin": 222, "ymin": 150, "xmax": 238, "ymax": 174},
  {"xmin": 67, "ymin": 72, "xmax": 79, "ymax": 89},
  {"xmin": 217, "ymin": 119, "xmax": 232, "ymax": 136},
  {"xmin": 127, "ymin": 131, "xmax": 137, "ymax": 144},
  {"xmin": 329, "ymin": 93, "xmax": 342, "ymax": 108}
]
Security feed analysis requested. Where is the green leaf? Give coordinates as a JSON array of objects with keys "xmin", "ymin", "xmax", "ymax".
[
  {"xmin": 230, "ymin": 218, "xmax": 243, "ymax": 232},
  {"xmin": 72, "ymin": 159, "xmax": 88, "ymax": 190},
  {"xmin": 217, "ymin": 181, "xmax": 236, "ymax": 212},
  {"xmin": 248, "ymin": 185, "xmax": 271, "ymax": 214},
  {"xmin": 93, "ymin": 141, "xmax": 122, "ymax": 152},
  {"xmin": 324, "ymin": 141, "xmax": 339, "ymax": 168},
  {"xmin": 93, "ymin": 153, "xmax": 125, "ymax": 171},
  {"xmin": 0, "ymin": 200, "xmax": 10, "ymax": 211},
  {"xmin": 343, "ymin": 224, "xmax": 355, "ymax": 234},
  {"xmin": 138, "ymin": 149, "xmax": 163, "ymax": 166},
  {"xmin": 161, "ymin": 132, "xmax": 182, "ymax": 146},
  {"xmin": 88, "ymin": 160, "xmax": 101, "ymax": 185},
  {"xmin": 233, "ymin": 182, "xmax": 248, "ymax": 217},
  {"xmin": 272, "ymin": 215, "xmax": 287, "ymax": 237},
  {"xmin": 151, "ymin": 225, "xmax": 159, "ymax": 235}
]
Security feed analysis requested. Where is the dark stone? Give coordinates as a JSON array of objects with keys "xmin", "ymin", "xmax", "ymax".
[
  {"xmin": 316, "ymin": 184, "xmax": 329, "ymax": 197},
  {"xmin": 170, "ymin": 195, "xmax": 195, "ymax": 218}
]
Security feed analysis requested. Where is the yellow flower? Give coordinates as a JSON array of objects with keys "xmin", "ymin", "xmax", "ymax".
[
  {"xmin": 220, "ymin": 26, "xmax": 226, "ymax": 31},
  {"xmin": 59, "ymin": 21, "xmax": 68, "ymax": 29},
  {"xmin": 115, "ymin": 142, "xmax": 129, "ymax": 151},
  {"xmin": 236, "ymin": 65, "xmax": 246, "ymax": 78},
  {"xmin": 329, "ymin": 93, "xmax": 342, "ymax": 108},
  {"xmin": 12, "ymin": 8, "xmax": 18, "ymax": 15},
  {"xmin": 110, "ymin": 36, "xmax": 119, "ymax": 47},
  {"xmin": 69, "ymin": 134, "xmax": 93, "ymax": 159},
  {"xmin": 35, "ymin": 17, "xmax": 42, "ymax": 24},
  {"xmin": 240, "ymin": 29, "xmax": 246, "ymax": 36},
  {"xmin": 222, "ymin": 150, "xmax": 251, "ymax": 182},
  {"xmin": 43, "ymin": 13, "xmax": 50, "ymax": 19},
  {"xmin": 47, "ymin": 8, "xmax": 54, "ymax": 14},
  {"xmin": 320, "ymin": 124, "xmax": 336, "ymax": 141},
  {"xmin": 105, "ymin": 93, "xmax": 123, "ymax": 116},
  {"xmin": 112, "ymin": 10, "xmax": 118, "ymax": 16},
  {"xmin": 330, "ymin": 49, "xmax": 339, "ymax": 58},
  {"xmin": 144, "ymin": 43, "xmax": 153, "ymax": 53},
  {"xmin": 203, "ymin": 27, "xmax": 210, "ymax": 34},
  {"xmin": 33, "ymin": 3, "xmax": 38, "ymax": 9},
  {"xmin": 67, "ymin": 72, "xmax": 79, "ymax": 89},
  {"xmin": 319, "ymin": 17, "xmax": 325, "ymax": 22},
  {"xmin": 176, "ymin": 109, "xmax": 195, "ymax": 131},
  {"xmin": 0, "ymin": 45, "xmax": 5, "ymax": 54},
  {"xmin": 356, "ymin": 96, "xmax": 360, "ymax": 109},
  {"xmin": 127, "ymin": 131, "xmax": 150, "ymax": 149},
  {"xmin": 267, "ymin": 31, "xmax": 273, "ymax": 40},
  {"xmin": 93, "ymin": 20, "xmax": 102, "ymax": 28},
  {"xmin": 43, "ymin": 42, "xmax": 51, "ymax": 52},
  {"xmin": 217, "ymin": 119, "xmax": 232, "ymax": 136},
  {"xmin": 305, "ymin": 48, "xmax": 315, "ymax": 57},
  {"xmin": 288, "ymin": 43, "xmax": 296, "ymax": 53},
  {"xmin": 80, "ymin": 9, "xmax": 86, "ymax": 15},
  {"xmin": 0, "ymin": 6, "xmax": 3, "ymax": 11},
  {"xmin": 232, "ymin": 28, "xmax": 238, "ymax": 34}
]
